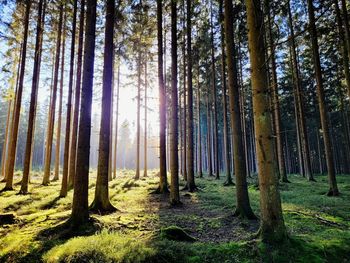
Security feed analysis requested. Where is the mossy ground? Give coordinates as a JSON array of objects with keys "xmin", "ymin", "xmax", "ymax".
[{"xmin": 0, "ymin": 170, "xmax": 349, "ymax": 262}]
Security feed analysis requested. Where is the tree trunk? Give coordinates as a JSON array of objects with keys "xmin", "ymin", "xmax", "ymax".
[
  {"xmin": 70, "ymin": 0, "xmax": 97, "ymax": 226},
  {"xmin": 113, "ymin": 62, "xmax": 120, "ymax": 179},
  {"xmin": 219, "ymin": 0, "xmax": 233, "ymax": 186},
  {"xmin": 266, "ymin": 1, "xmax": 288, "ymax": 183},
  {"xmin": 170, "ymin": 0, "xmax": 180, "ymax": 205},
  {"xmin": 245, "ymin": 0, "xmax": 287, "ymax": 242},
  {"xmin": 42, "ymin": 3, "xmax": 64, "ymax": 186},
  {"xmin": 54, "ymin": 10, "xmax": 67, "ymax": 182},
  {"xmin": 60, "ymin": 0, "xmax": 77, "ymax": 197},
  {"xmin": 157, "ymin": 0, "xmax": 168, "ymax": 193},
  {"xmin": 4, "ymin": 0, "xmax": 32, "ymax": 191},
  {"xmin": 68, "ymin": 0, "xmax": 85, "ymax": 189},
  {"xmin": 225, "ymin": 0, "xmax": 255, "ymax": 219},
  {"xmin": 287, "ymin": 1, "xmax": 314, "ymax": 180},
  {"xmin": 20, "ymin": 0, "xmax": 46, "ymax": 194},
  {"xmin": 144, "ymin": 59, "xmax": 148, "ymax": 177},
  {"xmin": 210, "ymin": 0, "xmax": 219, "ymax": 179},
  {"xmin": 1, "ymin": 100, "xmax": 12, "ymax": 180},
  {"xmin": 206, "ymin": 86, "xmax": 213, "ymax": 177},
  {"xmin": 185, "ymin": 0, "xmax": 196, "ymax": 191},
  {"xmin": 135, "ymin": 50, "xmax": 141, "ymax": 180},
  {"xmin": 306, "ymin": 0, "xmax": 339, "ymax": 196},
  {"xmin": 197, "ymin": 64, "xmax": 203, "ymax": 178}
]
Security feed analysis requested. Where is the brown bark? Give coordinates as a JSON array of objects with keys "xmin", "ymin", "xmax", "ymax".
[
  {"xmin": 306, "ymin": 0, "xmax": 339, "ymax": 196},
  {"xmin": 4, "ymin": 0, "xmax": 32, "ymax": 191},
  {"xmin": 60, "ymin": 0, "xmax": 78, "ymax": 197},
  {"xmin": 245, "ymin": 0, "xmax": 287, "ymax": 242},
  {"xmin": 219, "ymin": 0, "xmax": 233, "ymax": 186},
  {"xmin": 1, "ymin": 100, "xmax": 12, "ymax": 180},
  {"xmin": 210, "ymin": 0, "xmax": 219, "ymax": 179},
  {"xmin": 135, "ymin": 50, "xmax": 141, "ymax": 180},
  {"xmin": 287, "ymin": 1, "xmax": 314, "ymax": 181},
  {"xmin": 70, "ymin": 0, "xmax": 97, "ymax": 226},
  {"xmin": 68, "ymin": 0, "xmax": 85, "ymax": 189},
  {"xmin": 113, "ymin": 62, "xmax": 120, "ymax": 179},
  {"xmin": 170, "ymin": 0, "xmax": 180, "ymax": 205},
  {"xmin": 90, "ymin": 0, "xmax": 116, "ymax": 213},
  {"xmin": 225, "ymin": 0, "xmax": 255, "ymax": 219},
  {"xmin": 266, "ymin": 1, "xmax": 288, "ymax": 183},
  {"xmin": 42, "ymin": 3, "xmax": 64, "ymax": 186},
  {"xmin": 54, "ymin": 10, "xmax": 67, "ymax": 181},
  {"xmin": 196, "ymin": 65, "xmax": 203, "ymax": 178},
  {"xmin": 157, "ymin": 0, "xmax": 168, "ymax": 193},
  {"xmin": 144, "ymin": 59, "xmax": 148, "ymax": 177},
  {"xmin": 20, "ymin": 0, "xmax": 46, "ymax": 194},
  {"xmin": 206, "ymin": 86, "xmax": 213, "ymax": 177}
]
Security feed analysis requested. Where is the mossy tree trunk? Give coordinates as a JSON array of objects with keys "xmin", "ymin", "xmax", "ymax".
[{"xmin": 245, "ymin": 0, "xmax": 287, "ymax": 242}]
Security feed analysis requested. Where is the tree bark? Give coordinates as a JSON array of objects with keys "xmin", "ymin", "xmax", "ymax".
[
  {"xmin": 144, "ymin": 59, "xmax": 148, "ymax": 177},
  {"xmin": 157, "ymin": 0, "xmax": 168, "ymax": 193},
  {"xmin": 135, "ymin": 49, "xmax": 141, "ymax": 180},
  {"xmin": 68, "ymin": 0, "xmax": 85, "ymax": 189},
  {"xmin": 196, "ymin": 64, "xmax": 203, "ymax": 178},
  {"xmin": 42, "ymin": 3, "xmax": 64, "ymax": 186},
  {"xmin": 70, "ymin": 0, "xmax": 97, "ymax": 226},
  {"xmin": 306, "ymin": 0, "xmax": 339, "ymax": 196},
  {"xmin": 170, "ymin": 0, "xmax": 180, "ymax": 205},
  {"xmin": 113, "ymin": 62, "xmax": 120, "ymax": 179},
  {"xmin": 60, "ymin": 0, "xmax": 78, "ymax": 197},
  {"xmin": 4, "ymin": 0, "xmax": 32, "ymax": 191},
  {"xmin": 20, "ymin": 0, "xmax": 46, "ymax": 194},
  {"xmin": 245, "ymin": 0, "xmax": 287, "ymax": 242},
  {"xmin": 225, "ymin": 0, "xmax": 255, "ymax": 219}
]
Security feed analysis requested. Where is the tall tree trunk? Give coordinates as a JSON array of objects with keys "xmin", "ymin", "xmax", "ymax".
[
  {"xmin": 144, "ymin": 59, "xmax": 148, "ymax": 177},
  {"xmin": 54, "ymin": 10, "xmax": 67, "ymax": 181},
  {"xmin": 20, "ymin": 0, "xmax": 46, "ymax": 194},
  {"xmin": 42, "ymin": 3, "xmax": 64, "ymax": 185},
  {"xmin": 266, "ymin": 1, "xmax": 288, "ymax": 183},
  {"xmin": 287, "ymin": 1, "xmax": 314, "ymax": 180},
  {"xmin": 157, "ymin": 0, "xmax": 168, "ymax": 193},
  {"xmin": 225, "ymin": 0, "xmax": 255, "ymax": 219},
  {"xmin": 1, "ymin": 100, "xmax": 12, "ymax": 180},
  {"xmin": 170, "ymin": 0, "xmax": 180, "ymax": 205},
  {"xmin": 113, "ymin": 62, "xmax": 120, "ymax": 179},
  {"xmin": 182, "ymin": 0, "xmax": 187, "ymax": 181},
  {"xmin": 4, "ymin": 0, "xmax": 32, "ymax": 190},
  {"xmin": 245, "ymin": 0, "xmax": 287, "ymax": 242},
  {"xmin": 185, "ymin": 0, "xmax": 196, "ymax": 191},
  {"xmin": 90, "ymin": 0, "xmax": 116, "ymax": 212},
  {"xmin": 70, "ymin": 0, "xmax": 97, "ymax": 226},
  {"xmin": 135, "ymin": 50, "xmax": 141, "ymax": 180},
  {"xmin": 197, "ymin": 64, "xmax": 203, "ymax": 178},
  {"xmin": 219, "ymin": 0, "xmax": 233, "ymax": 186},
  {"xmin": 210, "ymin": 0, "xmax": 219, "ymax": 179},
  {"xmin": 68, "ymin": 0, "xmax": 85, "ymax": 189},
  {"xmin": 60, "ymin": 0, "xmax": 78, "ymax": 197},
  {"xmin": 306, "ymin": 0, "xmax": 339, "ymax": 196},
  {"xmin": 206, "ymin": 86, "xmax": 213, "ymax": 177}
]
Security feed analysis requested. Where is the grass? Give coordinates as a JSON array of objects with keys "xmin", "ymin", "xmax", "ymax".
[{"xmin": 0, "ymin": 170, "xmax": 349, "ymax": 262}]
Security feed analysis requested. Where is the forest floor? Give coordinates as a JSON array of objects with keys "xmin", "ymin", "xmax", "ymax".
[{"xmin": 0, "ymin": 170, "xmax": 349, "ymax": 262}]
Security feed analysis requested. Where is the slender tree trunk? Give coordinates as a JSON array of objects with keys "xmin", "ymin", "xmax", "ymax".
[
  {"xmin": 245, "ymin": 0, "xmax": 287, "ymax": 242},
  {"xmin": 20, "ymin": 0, "xmax": 46, "ymax": 194},
  {"xmin": 307, "ymin": 0, "xmax": 339, "ymax": 196},
  {"xmin": 287, "ymin": 1, "xmax": 313, "ymax": 180},
  {"xmin": 206, "ymin": 86, "xmax": 213, "ymax": 177},
  {"xmin": 108, "ymin": 52, "xmax": 114, "ymax": 182},
  {"xmin": 42, "ymin": 3, "xmax": 64, "ymax": 185},
  {"xmin": 54, "ymin": 10, "xmax": 67, "ymax": 182},
  {"xmin": 170, "ymin": 0, "xmax": 180, "ymax": 205},
  {"xmin": 135, "ymin": 50, "xmax": 141, "ymax": 180},
  {"xmin": 157, "ymin": 0, "xmax": 168, "ymax": 193},
  {"xmin": 219, "ymin": 0, "xmax": 233, "ymax": 186},
  {"xmin": 266, "ymin": 1, "xmax": 288, "ymax": 183},
  {"xmin": 210, "ymin": 0, "xmax": 219, "ymax": 179},
  {"xmin": 1, "ymin": 100, "xmax": 12, "ymax": 180},
  {"xmin": 185, "ymin": 0, "xmax": 196, "ymax": 191},
  {"xmin": 68, "ymin": 0, "xmax": 85, "ymax": 189},
  {"xmin": 113, "ymin": 62, "xmax": 120, "ymax": 179},
  {"xmin": 225, "ymin": 0, "xmax": 255, "ymax": 219},
  {"xmin": 70, "ymin": 0, "xmax": 97, "ymax": 226},
  {"xmin": 197, "ymin": 64, "xmax": 203, "ymax": 178},
  {"xmin": 144, "ymin": 59, "xmax": 148, "ymax": 177},
  {"xmin": 4, "ymin": 0, "xmax": 32, "ymax": 190},
  {"xmin": 60, "ymin": 0, "xmax": 77, "ymax": 197}
]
